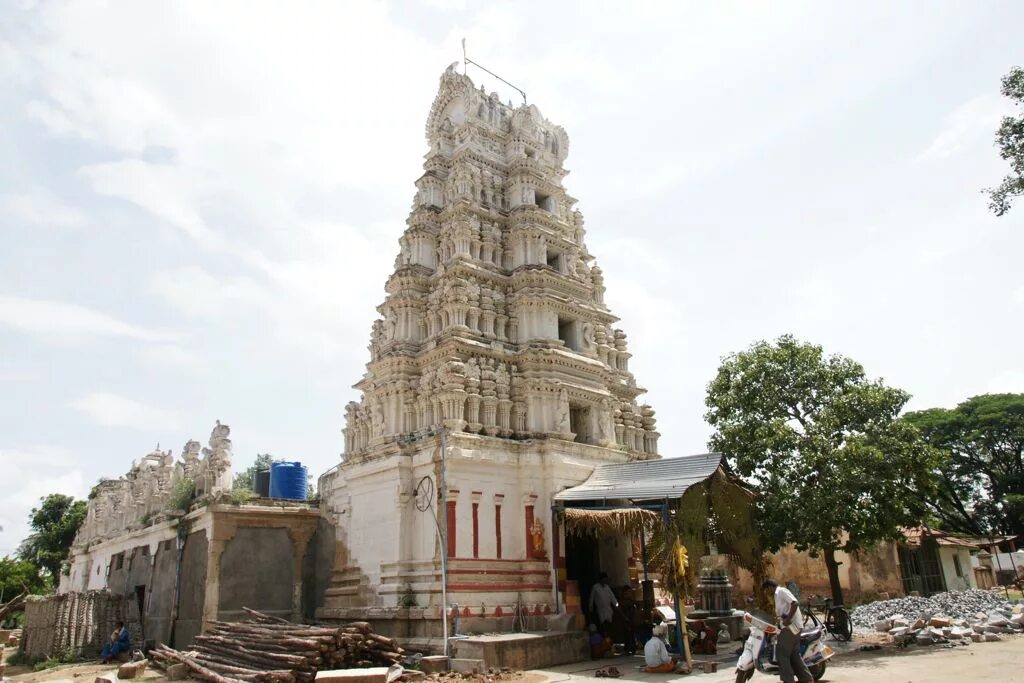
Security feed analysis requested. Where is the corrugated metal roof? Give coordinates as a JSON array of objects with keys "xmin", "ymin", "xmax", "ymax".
[{"xmin": 554, "ymin": 453, "xmax": 723, "ymax": 503}]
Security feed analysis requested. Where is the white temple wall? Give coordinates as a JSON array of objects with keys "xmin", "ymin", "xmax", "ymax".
[
  {"xmin": 597, "ymin": 535, "xmax": 634, "ymax": 587},
  {"xmin": 64, "ymin": 521, "xmax": 175, "ymax": 594},
  {"xmin": 343, "ymin": 462, "xmax": 406, "ymax": 589}
]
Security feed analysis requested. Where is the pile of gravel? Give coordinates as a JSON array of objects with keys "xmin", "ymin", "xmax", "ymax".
[{"xmin": 850, "ymin": 589, "xmax": 1017, "ymax": 631}]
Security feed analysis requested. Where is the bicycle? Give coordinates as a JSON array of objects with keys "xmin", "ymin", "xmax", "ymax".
[{"xmin": 803, "ymin": 597, "xmax": 852, "ymax": 642}]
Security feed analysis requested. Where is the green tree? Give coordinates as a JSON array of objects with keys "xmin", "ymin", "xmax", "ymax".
[
  {"xmin": 17, "ymin": 494, "xmax": 87, "ymax": 582},
  {"xmin": 233, "ymin": 453, "xmax": 274, "ymax": 491},
  {"xmin": 986, "ymin": 66, "xmax": 1024, "ymax": 216},
  {"xmin": 0, "ymin": 556, "xmax": 47, "ymax": 601},
  {"xmin": 904, "ymin": 393, "xmax": 1024, "ymax": 536},
  {"xmin": 705, "ymin": 335, "xmax": 940, "ymax": 604}
]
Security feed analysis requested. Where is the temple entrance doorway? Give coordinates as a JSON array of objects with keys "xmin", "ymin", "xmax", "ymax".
[{"xmin": 565, "ymin": 532, "xmax": 599, "ymax": 618}]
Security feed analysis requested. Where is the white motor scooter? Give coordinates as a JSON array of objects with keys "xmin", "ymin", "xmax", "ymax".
[{"xmin": 734, "ymin": 612, "xmax": 833, "ymax": 682}]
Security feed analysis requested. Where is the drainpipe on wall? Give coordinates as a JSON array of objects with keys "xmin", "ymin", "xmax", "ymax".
[{"xmin": 439, "ymin": 428, "xmax": 450, "ymax": 657}]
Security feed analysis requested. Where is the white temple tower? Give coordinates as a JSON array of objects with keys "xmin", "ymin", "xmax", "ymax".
[{"xmin": 318, "ymin": 65, "xmax": 660, "ymax": 643}]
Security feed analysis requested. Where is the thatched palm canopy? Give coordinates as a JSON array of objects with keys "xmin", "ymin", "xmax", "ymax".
[{"xmin": 560, "ymin": 507, "xmax": 660, "ymax": 538}]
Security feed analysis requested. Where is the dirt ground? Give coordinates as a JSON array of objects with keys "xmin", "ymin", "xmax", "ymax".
[
  {"xmin": 537, "ymin": 636, "xmax": 1024, "ymax": 683},
  {"xmin": 4, "ymin": 638, "xmax": 1023, "ymax": 683}
]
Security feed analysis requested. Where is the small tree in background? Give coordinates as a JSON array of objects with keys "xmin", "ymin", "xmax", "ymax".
[
  {"xmin": 233, "ymin": 453, "xmax": 274, "ymax": 491},
  {"xmin": 17, "ymin": 494, "xmax": 87, "ymax": 584},
  {"xmin": 0, "ymin": 555, "xmax": 47, "ymax": 600},
  {"xmin": 705, "ymin": 335, "xmax": 941, "ymax": 605},
  {"xmin": 905, "ymin": 393, "xmax": 1024, "ymax": 536},
  {"xmin": 987, "ymin": 66, "xmax": 1024, "ymax": 216}
]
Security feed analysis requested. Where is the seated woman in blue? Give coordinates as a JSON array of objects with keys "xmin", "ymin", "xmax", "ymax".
[{"xmin": 101, "ymin": 621, "xmax": 130, "ymax": 663}]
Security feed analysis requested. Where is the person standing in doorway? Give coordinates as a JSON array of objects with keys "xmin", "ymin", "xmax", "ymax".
[
  {"xmin": 588, "ymin": 572, "xmax": 619, "ymax": 628},
  {"xmin": 763, "ymin": 578, "xmax": 812, "ymax": 683}
]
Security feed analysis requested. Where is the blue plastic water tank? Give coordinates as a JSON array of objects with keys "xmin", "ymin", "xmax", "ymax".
[{"xmin": 269, "ymin": 461, "xmax": 307, "ymax": 500}]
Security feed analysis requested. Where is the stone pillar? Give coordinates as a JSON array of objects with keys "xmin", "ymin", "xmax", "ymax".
[
  {"xmin": 287, "ymin": 525, "xmax": 316, "ymax": 622},
  {"xmin": 203, "ymin": 518, "xmax": 238, "ymax": 627}
]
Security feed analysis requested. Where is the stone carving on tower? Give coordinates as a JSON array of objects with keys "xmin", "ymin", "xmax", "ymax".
[
  {"xmin": 320, "ymin": 67, "xmax": 662, "ymax": 633},
  {"xmin": 72, "ymin": 421, "xmax": 236, "ymax": 549},
  {"xmin": 341, "ymin": 67, "xmax": 659, "ymax": 460}
]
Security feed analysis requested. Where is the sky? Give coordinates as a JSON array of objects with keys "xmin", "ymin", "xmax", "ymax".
[{"xmin": 1, "ymin": 0, "xmax": 1022, "ymax": 557}]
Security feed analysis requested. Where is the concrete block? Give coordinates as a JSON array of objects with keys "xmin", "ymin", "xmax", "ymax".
[
  {"xmin": 96, "ymin": 675, "xmax": 118, "ymax": 683},
  {"xmin": 929, "ymin": 617, "xmax": 951, "ymax": 628},
  {"xmin": 874, "ymin": 619, "xmax": 892, "ymax": 632},
  {"xmin": 118, "ymin": 662, "xmax": 143, "ymax": 679},
  {"xmin": 419, "ymin": 656, "xmax": 450, "ymax": 674},
  {"xmin": 316, "ymin": 668, "xmax": 391, "ymax": 683},
  {"xmin": 970, "ymin": 633, "xmax": 983, "ymax": 643},
  {"xmin": 702, "ymin": 662, "xmax": 718, "ymax": 673},
  {"xmin": 166, "ymin": 663, "xmax": 189, "ymax": 680},
  {"xmin": 983, "ymin": 633, "xmax": 1003, "ymax": 642},
  {"xmin": 450, "ymin": 659, "xmax": 485, "ymax": 674}
]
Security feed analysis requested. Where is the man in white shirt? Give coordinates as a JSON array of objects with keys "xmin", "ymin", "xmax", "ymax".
[
  {"xmin": 763, "ymin": 578, "xmax": 812, "ymax": 683},
  {"xmin": 643, "ymin": 623, "xmax": 678, "ymax": 673},
  {"xmin": 588, "ymin": 573, "xmax": 619, "ymax": 626}
]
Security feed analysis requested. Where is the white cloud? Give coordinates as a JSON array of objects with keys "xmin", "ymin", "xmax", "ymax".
[
  {"xmin": 72, "ymin": 392, "xmax": 182, "ymax": 430},
  {"xmin": 83, "ymin": 160, "xmax": 222, "ymax": 248},
  {"xmin": 139, "ymin": 344, "xmax": 204, "ymax": 372},
  {"xmin": 0, "ymin": 445, "xmax": 87, "ymax": 557},
  {"xmin": 915, "ymin": 93, "xmax": 1013, "ymax": 162},
  {"xmin": 0, "ymin": 295, "xmax": 177, "ymax": 343},
  {"xmin": 0, "ymin": 187, "xmax": 86, "ymax": 230}
]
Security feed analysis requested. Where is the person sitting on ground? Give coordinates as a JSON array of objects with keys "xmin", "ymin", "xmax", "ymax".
[
  {"xmin": 589, "ymin": 623, "xmax": 613, "ymax": 659},
  {"xmin": 642, "ymin": 623, "xmax": 679, "ymax": 673},
  {"xmin": 101, "ymin": 621, "xmax": 130, "ymax": 663}
]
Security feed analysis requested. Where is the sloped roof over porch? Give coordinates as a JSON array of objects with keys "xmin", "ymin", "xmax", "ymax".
[{"xmin": 554, "ymin": 452, "xmax": 723, "ymax": 503}]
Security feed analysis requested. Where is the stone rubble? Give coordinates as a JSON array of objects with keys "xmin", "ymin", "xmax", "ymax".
[{"xmin": 850, "ymin": 589, "xmax": 1024, "ymax": 648}]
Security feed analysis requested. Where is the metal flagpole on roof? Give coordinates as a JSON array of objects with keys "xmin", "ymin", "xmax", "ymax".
[{"xmin": 461, "ymin": 38, "xmax": 527, "ymax": 105}]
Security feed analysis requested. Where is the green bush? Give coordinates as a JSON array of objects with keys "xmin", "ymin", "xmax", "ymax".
[
  {"xmin": 226, "ymin": 488, "xmax": 255, "ymax": 506},
  {"xmin": 168, "ymin": 478, "xmax": 196, "ymax": 511}
]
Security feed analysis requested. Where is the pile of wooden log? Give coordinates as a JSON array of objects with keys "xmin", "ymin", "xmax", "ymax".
[{"xmin": 152, "ymin": 608, "xmax": 406, "ymax": 683}]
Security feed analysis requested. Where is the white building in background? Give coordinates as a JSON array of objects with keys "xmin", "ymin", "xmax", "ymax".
[{"xmin": 318, "ymin": 65, "xmax": 661, "ymax": 646}]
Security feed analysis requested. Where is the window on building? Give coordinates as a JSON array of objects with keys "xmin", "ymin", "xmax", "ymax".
[
  {"xmin": 113, "ymin": 553, "xmax": 124, "ymax": 570},
  {"xmin": 569, "ymin": 405, "xmax": 592, "ymax": 443},
  {"xmin": 535, "ymin": 192, "xmax": 555, "ymax": 213},
  {"xmin": 546, "ymin": 248, "xmax": 564, "ymax": 273},
  {"xmin": 558, "ymin": 317, "xmax": 579, "ymax": 351},
  {"xmin": 953, "ymin": 554, "xmax": 964, "ymax": 577}
]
